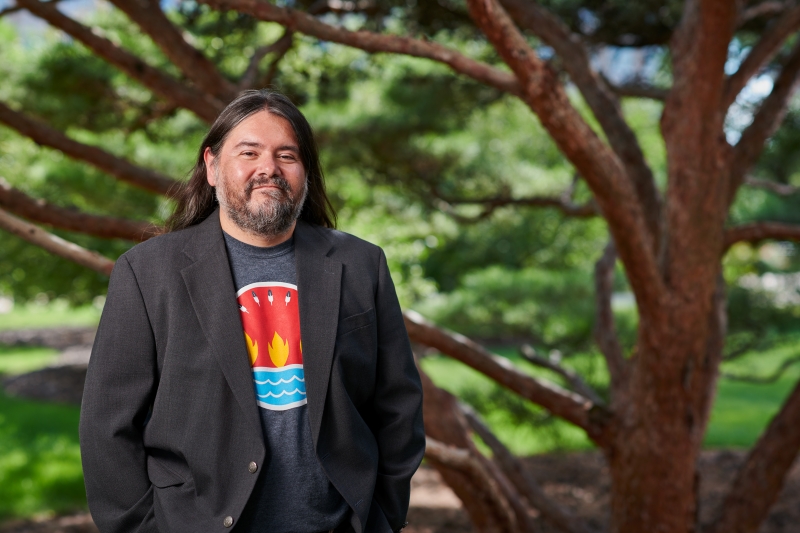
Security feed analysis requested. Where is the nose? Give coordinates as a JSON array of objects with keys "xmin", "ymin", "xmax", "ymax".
[{"xmin": 255, "ymin": 154, "xmax": 279, "ymax": 177}]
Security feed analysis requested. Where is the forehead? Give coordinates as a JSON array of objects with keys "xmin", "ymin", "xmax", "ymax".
[{"xmin": 223, "ymin": 110, "xmax": 299, "ymax": 149}]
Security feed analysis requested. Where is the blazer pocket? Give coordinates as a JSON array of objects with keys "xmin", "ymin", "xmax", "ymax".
[
  {"xmin": 337, "ymin": 307, "xmax": 376, "ymax": 337},
  {"xmin": 147, "ymin": 455, "xmax": 186, "ymax": 488}
]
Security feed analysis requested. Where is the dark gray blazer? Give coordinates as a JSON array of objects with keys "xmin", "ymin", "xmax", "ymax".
[{"xmin": 79, "ymin": 212, "xmax": 425, "ymax": 533}]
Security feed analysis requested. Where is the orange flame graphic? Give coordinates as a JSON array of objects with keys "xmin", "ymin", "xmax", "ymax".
[
  {"xmin": 245, "ymin": 332, "xmax": 258, "ymax": 366},
  {"xmin": 268, "ymin": 331, "xmax": 289, "ymax": 367}
]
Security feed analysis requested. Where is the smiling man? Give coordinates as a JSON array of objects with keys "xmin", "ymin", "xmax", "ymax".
[{"xmin": 79, "ymin": 90, "xmax": 425, "ymax": 533}]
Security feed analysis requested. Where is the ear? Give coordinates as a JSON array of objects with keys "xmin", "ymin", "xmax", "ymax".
[{"xmin": 203, "ymin": 147, "xmax": 217, "ymax": 187}]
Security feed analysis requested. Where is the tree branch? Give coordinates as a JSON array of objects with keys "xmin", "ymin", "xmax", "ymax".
[
  {"xmin": 404, "ymin": 310, "xmax": 611, "ymax": 445},
  {"xmin": 709, "ymin": 378, "xmax": 800, "ymax": 533},
  {"xmin": 722, "ymin": 355, "xmax": 800, "ymax": 384},
  {"xmin": 499, "ymin": 0, "xmax": 665, "ymax": 254},
  {"xmin": 519, "ymin": 344, "xmax": 604, "ymax": 405},
  {"xmin": 433, "ymin": 191, "xmax": 599, "ymax": 221},
  {"xmin": 0, "ymin": 178, "xmax": 158, "ymax": 241},
  {"xmin": 730, "ymin": 41, "xmax": 800, "ymax": 201},
  {"xmin": 607, "ymin": 80, "xmax": 669, "ymax": 101},
  {"xmin": 462, "ymin": 405, "xmax": 596, "ymax": 533},
  {"xmin": 745, "ymin": 176, "xmax": 800, "ymax": 196},
  {"xmin": 739, "ymin": 1, "xmax": 793, "ymax": 25},
  {"xmin": 16, "ymin": 0, "xmax": 224, "ymax": 124},
  {"xmin": 107, "ymin": 0, "xmax": 238, "ymax": 103},
  {"xmin": 660, "ymin": 1, "xmax": 739, "ymax": 300},
  {"xmin": 239, "ymin": 30, "xmax": 294, "ymax": 90},
  {"xmin": 0, "ymin": 207, "xmax": 115, "ymax": 276},
  {"xmin": 197, "ymin": 0, "xmax": 521, "ymax": 96},
  {"xmin": 724, "ymin": 3, "xmax": 800, "ymax": 110},
  {"xmin": 592, "ymin": 241, "xmax": 627, "ymax": 391},
  {"xmin": 466, "ymin": 0, "xmax": 666, "ymax": 319},
  {"xmin": 0, "ymin": 4, "xmax": 24, "ymax": 18},
  {"xmin": 724, "ymin": 221, "xmax": 800, "ymax": 250},
  {"xmin": 420, "ymin": 369, "xmax": 518, "ymax": 533},
  {"xmin": 0, "ymin": 100, "xmax": 180, "ymax": 196}
]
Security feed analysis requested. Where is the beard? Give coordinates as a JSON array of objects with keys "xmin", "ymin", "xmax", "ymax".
[{"xmin": 213, "ymin": 165, "xmax": 308, "ymax": 238}]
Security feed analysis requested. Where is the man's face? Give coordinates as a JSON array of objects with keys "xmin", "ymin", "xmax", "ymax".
[{"xmin": 204, "ymin": 110, "xmax": 307, "ymax": 239}]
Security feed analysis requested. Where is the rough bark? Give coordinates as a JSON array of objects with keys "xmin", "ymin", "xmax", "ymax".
[
  {"xmin": 663, "ymin": 0, "xmax": 737, "ymax": 297},
  {"xmin": 17, "ymin": 0, "xmax": 224, "ymax": 123},
  {"xmin": 0, "ymin": 208, "xmax": 115, "ymax": 275},
  {"xmin": 0, "ymin": 179, "xmax": 158, "ymax": 241},
  {"xmin": 404, "ymin": 310, "xmax": 609, "ymax": 444},
  {"xmin": 709, "ymin": 379, "xmax": 800, "ymax": 533},
  {"xmin": 0, "ymin": 101, "xmax": 179, "ymax": 196},
  {"xmin": 500, "ymin": 0, "xmax": 665, "ymax": 256},
  {"xmin": 609, "ymin": 3, "xmax": 738, "ymax": 531}
]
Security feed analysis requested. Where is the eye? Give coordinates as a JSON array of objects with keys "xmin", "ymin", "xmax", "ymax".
[{"xmin": 278, "ymin": 153, "xmax": 297, "ymax": 161}]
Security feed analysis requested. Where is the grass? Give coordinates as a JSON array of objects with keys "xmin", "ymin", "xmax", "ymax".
[
  {"xmin": 422, "ymin": 337, "xmax": 800, "ymax": 455},
  {"xmin": 0, "ymin": 345, "xmax": 59, "ymax": 375},
  {"xmin": 0, "ymin": 300, "xmax": 798, "ymax": 519},
  {"xmin": 0, "ymin": 302, "xmax": 100, "ymax": 331},
  {"xmin": 705, "ymin": 340, "xmax": 800, "ymax": 448},
  {"xmin": 0, "ymin": 392, "xmax": 85, "ymax": 520}
]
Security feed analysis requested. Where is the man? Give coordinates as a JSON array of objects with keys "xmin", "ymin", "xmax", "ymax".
[{"xmin": 79, "ymin": 90, "xmax": 425, "ymax": 533}]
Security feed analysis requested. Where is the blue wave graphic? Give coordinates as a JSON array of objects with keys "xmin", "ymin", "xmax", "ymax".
[{"xmin": 252, "ymin": 365, "xmax": 307, "ymax": 411}]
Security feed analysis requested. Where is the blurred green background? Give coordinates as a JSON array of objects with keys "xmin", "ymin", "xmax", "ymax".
[{"xmin": 1, "ymin": 2, "xmax": 800, "ymax": 523}]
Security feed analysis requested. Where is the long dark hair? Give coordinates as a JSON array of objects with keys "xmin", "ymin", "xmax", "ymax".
[{"xmin": 165, "ymin": 90, "xmax": 336, "ymax": 231}]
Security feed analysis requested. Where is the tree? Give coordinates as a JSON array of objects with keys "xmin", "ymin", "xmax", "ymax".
[{"xmin": 1, "ymin": 1, "xmax": 800, "ymax": 532}]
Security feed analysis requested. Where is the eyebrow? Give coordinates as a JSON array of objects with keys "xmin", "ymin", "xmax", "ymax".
[{"xmin": 233, "ymin": 140, "xmax": 300, "ymax": 154}]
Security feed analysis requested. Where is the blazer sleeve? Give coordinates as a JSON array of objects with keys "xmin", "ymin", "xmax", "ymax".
[
  {"xmin": 369, "ymin": 249, "xmax": 425, "ymax": 532},
  {"xmin": 79, "ymin": 255, "xmax": 158, "ymax": 533}
]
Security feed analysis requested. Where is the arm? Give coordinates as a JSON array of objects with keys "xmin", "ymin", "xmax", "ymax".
[
  {"xmin": 369, "ymin": 249, "xmax": 426, "ymax": 532},
  {"xmin": 79, "ymin": 255, "xmax": 158, "ymax": 533}
]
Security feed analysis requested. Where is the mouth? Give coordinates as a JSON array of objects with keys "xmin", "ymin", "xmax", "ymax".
[{"xmin": 246, "ymin": 178, "xmax": 291, "ymax": 200}]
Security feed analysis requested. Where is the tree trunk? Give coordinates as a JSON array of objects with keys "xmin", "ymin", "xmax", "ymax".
[{"xmin": 607, "ymin": 276, "xmax": 726, "ymax": 533}]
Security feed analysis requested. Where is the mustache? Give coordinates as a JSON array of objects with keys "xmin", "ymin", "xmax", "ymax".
[{"xmin": 245, "ymin": 176, "xmax": 292, "ymax": 197}]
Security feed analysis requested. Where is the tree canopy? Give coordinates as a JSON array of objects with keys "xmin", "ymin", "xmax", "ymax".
[{"xmin": 2, "ymin": 1, "xmax": 800, "ymax": 533}]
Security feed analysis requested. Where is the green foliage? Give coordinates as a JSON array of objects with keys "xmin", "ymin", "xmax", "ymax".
[
  {"xmin": 421, "ymin": 354, "xmax": 595, "ymax": 455},
  {"xmin": 19, "ymin": 43, "xmax": 120, "ymax": 132},
  {"xmin": 417, "ymin": 266, "xmax": 595, "ymax": 350},
  {"xmin": 0, "ymin": 392, "xmax": 85, "ymax": 519},
  {"xmin": 0, "ymin": 0, "xmax": 798, "ymax": 475}
]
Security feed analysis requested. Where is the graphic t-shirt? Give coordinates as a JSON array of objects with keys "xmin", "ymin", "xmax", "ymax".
[
  {"xmin": 223, "ymin": 232, "xmax": 349, "ymax": 533},
  {"xmin": 239, "ymin": 282, "xmax": 306, "ymax": 411}
]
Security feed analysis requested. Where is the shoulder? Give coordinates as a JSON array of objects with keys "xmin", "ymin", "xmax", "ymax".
[
  {"xmin": 118, "ymin": 222, "xmax": 208, "ymax": 273},
  {"xmin": 306, "ymin": 224, "xmax": 383, "ymax": 260}
]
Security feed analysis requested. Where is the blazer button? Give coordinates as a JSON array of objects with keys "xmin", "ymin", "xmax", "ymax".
[
  {"xmin": 248, "ymin": 461, "xmax": 258, "ymax": 474},
  {"xmin": 223, "ymin": 516, "xmax": 234, "ymax": 528}
]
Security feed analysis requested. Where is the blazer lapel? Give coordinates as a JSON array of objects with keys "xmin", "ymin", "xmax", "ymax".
[
  {"xmin": 294, "ymin": 221, "xmax": 342, "ymax": 448},
  {"xmin": 180, "ymin": 212, "xmax": 262, "ymax": 438}
]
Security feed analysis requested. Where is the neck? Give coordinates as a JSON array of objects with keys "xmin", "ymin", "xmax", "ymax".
[{"xmin": 218, "ymin": 211, "xmax": 296, "ymax": 247}]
